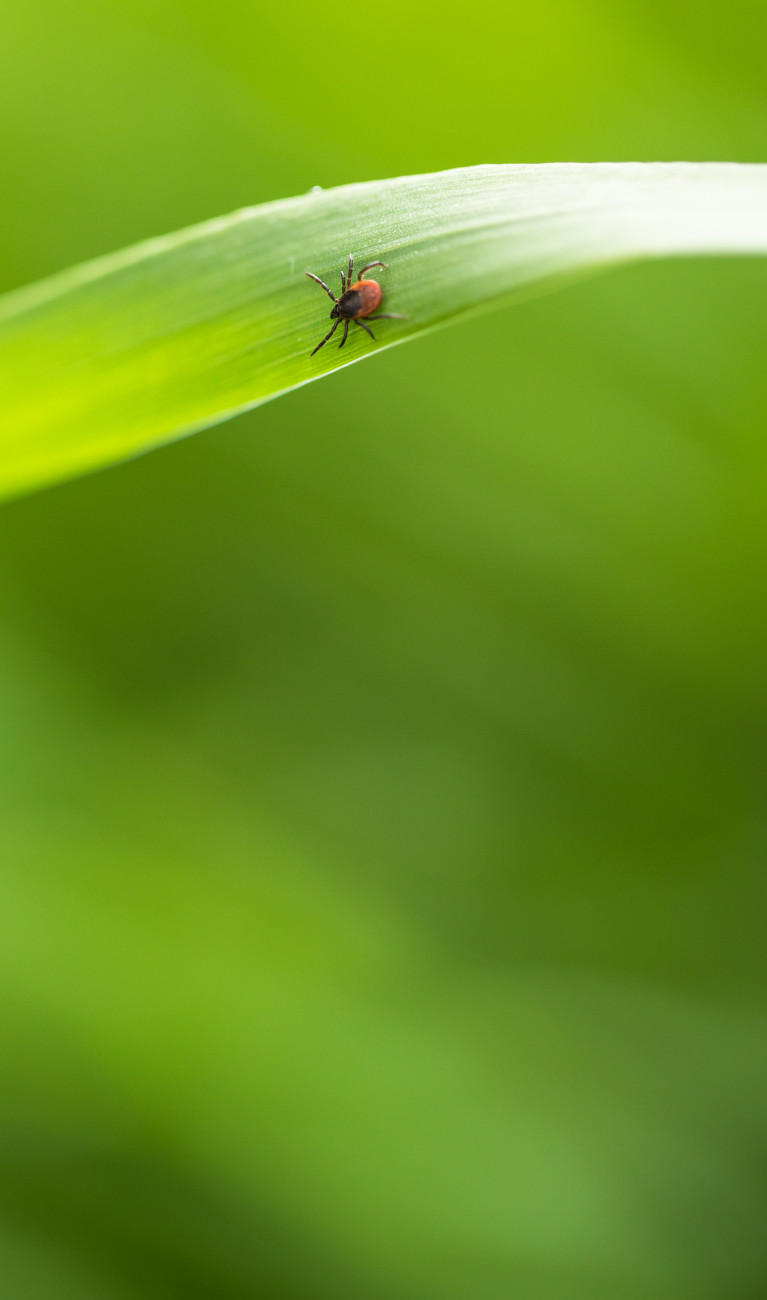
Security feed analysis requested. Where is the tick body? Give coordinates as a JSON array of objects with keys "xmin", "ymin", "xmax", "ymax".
[{"xmin": 305, "ymin": 254, "xmax": 405, "ymax": 356}]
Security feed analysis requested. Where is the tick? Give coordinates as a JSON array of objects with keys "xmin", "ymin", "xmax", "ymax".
[{"xmin": 305, "ymin": 254, "xmax": 404, "ymax": 356}]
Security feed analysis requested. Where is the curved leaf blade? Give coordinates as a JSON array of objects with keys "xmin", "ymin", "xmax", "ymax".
[{"xmin": 1, "ymin": 162, "xmax": 766, "ymax": 499}]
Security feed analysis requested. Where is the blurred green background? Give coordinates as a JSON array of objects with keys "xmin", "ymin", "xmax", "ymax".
[{"xmin": 1, "ymin": 2, "xmax": 766, "ymax": 1297}]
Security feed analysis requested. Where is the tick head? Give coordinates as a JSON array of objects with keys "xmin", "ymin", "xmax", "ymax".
[{"xmin": 330, "ymin": 303, "xmax": 340, "ymax": 319}]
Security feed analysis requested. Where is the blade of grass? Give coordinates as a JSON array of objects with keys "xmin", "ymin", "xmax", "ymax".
[{"xmin": 1, "ymin": 162, "xmax": 766, "ymax": 499}]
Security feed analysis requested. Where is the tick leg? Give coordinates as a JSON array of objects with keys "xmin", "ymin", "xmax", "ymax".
[
  {"xmin": 310, "ymin": 317, "xmax": 340, "ymax": 356},
  {"xmin": 360, "ymin": 261, "xmax": 387, "ymax": 276},
  {"xmin": 338, "ymin": 319, "xmax": 350, "ymax": 348},
  {"xmin": 354, "ymin": 318, "xmax": 376, "ymax": 341},
  {"xmin": 366, "ymin": 313, "xmax": 407, "ymax": 320},
  {"xmin": 340, "ymin": 268, "xmax": 346, "ymax": 293},
  {"xmin": 348, "ymin": 253, "xmax": 354, "ymax": 285},
  {"xmin": 305, "ymin": 272, "xmax": 338, "ymax": 303}
]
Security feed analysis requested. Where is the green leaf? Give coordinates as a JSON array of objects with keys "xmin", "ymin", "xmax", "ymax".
[{"xmin": 1, "ymin": 162, "xmax": 766, "ymax": 500}]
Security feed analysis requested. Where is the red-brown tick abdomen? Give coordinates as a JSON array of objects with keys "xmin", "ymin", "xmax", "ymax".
[{"xmin": 350, "ymin": 279, "xmax": 382, "ymax": 318}]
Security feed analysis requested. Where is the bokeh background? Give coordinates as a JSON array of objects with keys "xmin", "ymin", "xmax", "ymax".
[{"xmin": 1, "ymin": 2, "xmax": 766, "ymax": 1297}]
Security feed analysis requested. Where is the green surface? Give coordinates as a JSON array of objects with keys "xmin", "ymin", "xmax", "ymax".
[
  {"xmin": 2, "ymin": 162, "xmax": 766, "ymax": 498},
  {"xmin": 1, "ymin": 1, "xmax": 766, "ymax": 1298}
]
